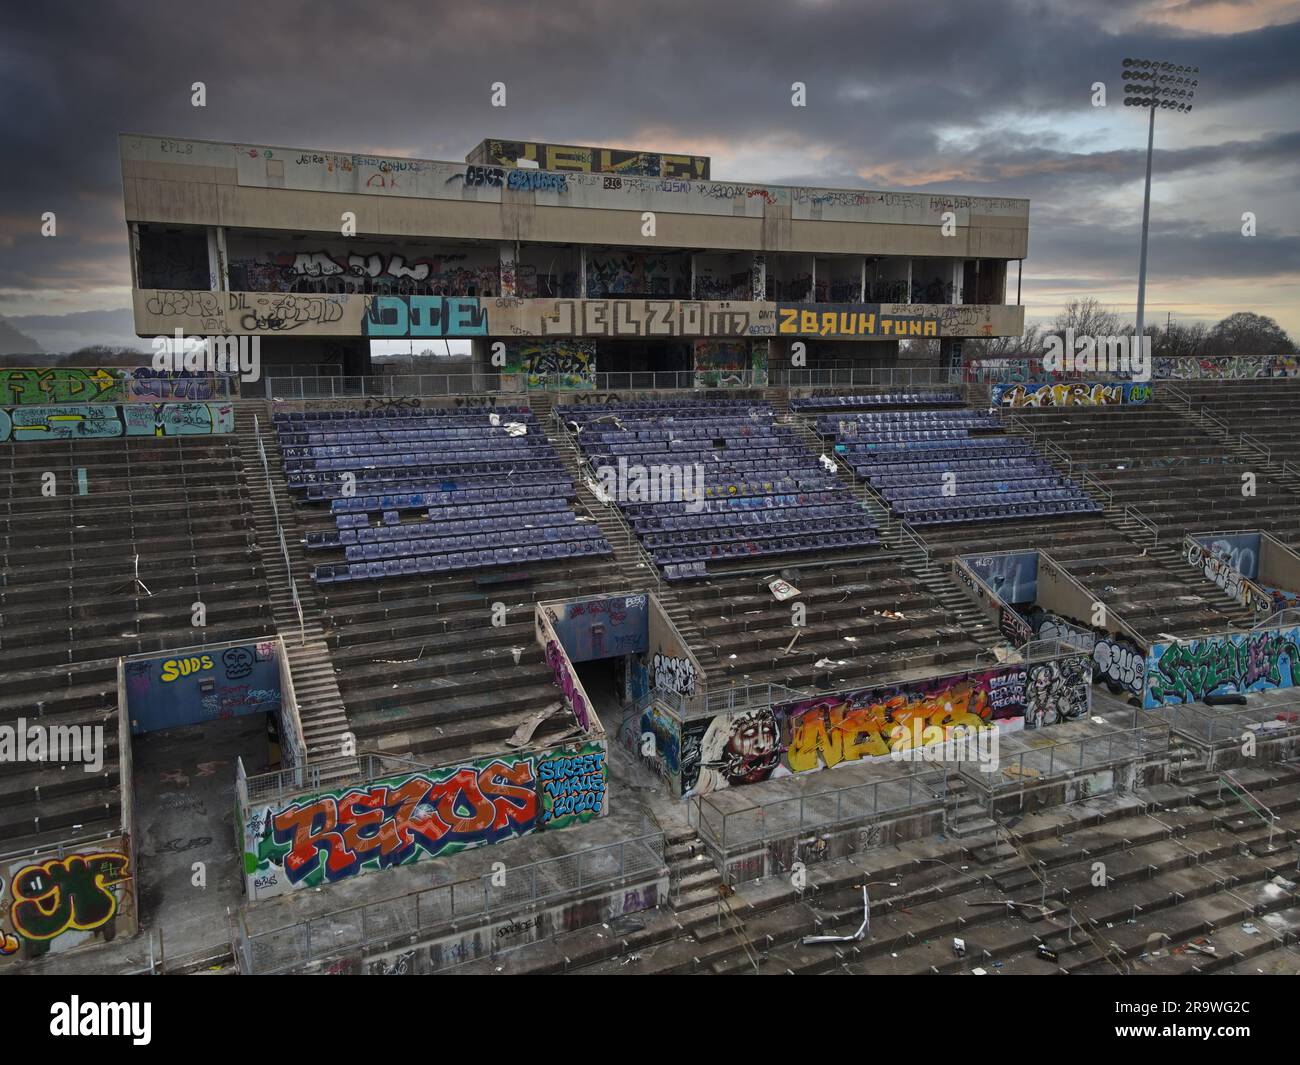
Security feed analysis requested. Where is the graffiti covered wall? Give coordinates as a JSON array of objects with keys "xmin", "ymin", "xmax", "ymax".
[
  {"xmin": 124, "ymin": 640, "xmax": 282, "ymax": 734},
  {"xmin": 0, "ymin": 402, "xmax": 234, "ymax": 441},
  {"xmin": 242, "ymin": 742, "xmax": 607, "ymax": 899},
  {"xmin": 134, "ymin": 289, "xmax": 1023, "ymax": 342},
  {"xmin": 693, "ymin": 340, "xmax": 769, "ymax": 387},
  {"xmin": 0, "ymin": 839, "xmax": 137, "ymax": 966},
  {"xmin": 469, "ymin": 139, "xmax": 710, "ymax": 180},
  {"xmin": 678, "ymin": 658, "xmax": 1091, "ymax": 796},
  {"xmin": 992, "ymin": 381, "xmax": 1153, "ymax": 407},
  {"xmin": 545, "ymin": 594, "xmax": 648, "ymax": 664},
  {"xmin": 1144, "ymin": 625, "xmax": 1300, "ymax": 708},
  {"xmin": 1183, "ymin": 535, "xmax": 1273, "ymax": 616},
  {"xmin": 503, "ymin": 339, "xmax": 596, "ymax": 390},
  {"xmin": 0, "ymin": 367, "xmax": 228, "ymax": 405}
]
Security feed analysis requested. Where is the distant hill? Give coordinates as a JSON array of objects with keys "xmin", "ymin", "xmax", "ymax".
[{"xmin": 0, "ymin": 316, "xmax": 44, "ymax": 356}]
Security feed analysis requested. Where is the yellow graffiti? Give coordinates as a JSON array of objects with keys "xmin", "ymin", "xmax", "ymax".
[
  {"xmin": 160, "ymin": 654, "xmax": 214, "ymax": 682},
  {"xmin": 787, "ymin": 682, "xmax": 992, "ymax": 772}
]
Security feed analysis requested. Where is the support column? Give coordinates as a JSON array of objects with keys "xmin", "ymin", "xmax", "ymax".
[
  {"xmin": 859, "ymin": 257, "xmax": 867, "ymax": 302},
  {"xmin": 751, "ymin": 253, "xmax": 766, "ymax": 301},
  {"xmin": 214, "ymin": 226, "xmax": 229, "ymax": 291},
  {"xmin": 579, "ymin": 246, "xmax": 588, "ymax": 298},
  {"xmin": 499, "ymin": 243, "xmax": 517, "ymax": 297}
]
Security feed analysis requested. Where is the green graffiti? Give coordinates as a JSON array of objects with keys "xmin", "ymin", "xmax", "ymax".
[{"xmin": 1148, "ymin": 627, "xmax": 1300, "ymax": 705}]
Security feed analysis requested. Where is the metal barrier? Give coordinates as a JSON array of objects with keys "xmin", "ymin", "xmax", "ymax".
[
  {"xmin": 957, "ymin": 722, "xmax": 1172, "ymax": 806},
  {"xmin": 692, "ymin": 763, "xmax": 947, "ymax": 854},
  {"xmin": 1122, "ymin": 504, "xmax": 1160, "ymax": 548},
  {"xmin": 234, "ymin": 829, "xmax": 666, "ymax": 974},
  {"xmin": 253, "ymin": 414, "xmax": 305, "ymax": 646}
]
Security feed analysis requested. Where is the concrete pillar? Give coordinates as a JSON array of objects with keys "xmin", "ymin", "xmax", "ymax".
[
  {"xmin": 906, "ymin": 258, "xmax": 913, "ymax": 304},
  {"xmin": 579, "ymin": 246, "xmax": 588, "ymax": 298},
  {"xmin": 751, "ymin": 254, "xmax": 766, "ymax": 301},
  {"xmin": 206, "ymin": 227, "xmax": 221, "ymax": 291},
  {"xmin": 690, "ymin": 253, "xmax": 697, "ymax": 299},
  {"xmin": 859, "ymin": 257, "xmax": 867, "ymax": 302},
  {"xmin": 214, "ymin": 226, "xmax": 229, "ymax": 291},
  {"xmin": 500, "ymin": 243, "xmax": 517, "ymax": 297}
]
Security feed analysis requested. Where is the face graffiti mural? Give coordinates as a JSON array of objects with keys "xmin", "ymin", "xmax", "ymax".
[
  {"xmin": 1145, "ymin": 626, "xmax": 1300, "ymax": 708},
  {"xmin": 243, "ymin": 744, "xmax": 608, "ymax": 898},
  {"xmin": 677, "ymin": 658, "xmax": 1091, "ymax": 795},
  {"xmin": 686, "ymin": 706, "xmax": 786, "ymax": 796},
  {"xmin": 0, "ymin": 848, "xmax": 135, "ymax": 964}
]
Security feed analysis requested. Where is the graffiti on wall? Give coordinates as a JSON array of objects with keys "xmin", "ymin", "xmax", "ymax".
[
  {"xmin": 230, "ymin": 249, "xmax": 498, "ymax": 297},
  {"xmin": 693, "ymin": 339, "xmax": 768, "ymax": 387},
  {"xmin": 536, "ymin": 745, "xmax": 607, "ymax": 829},
  {"xmin": 992, "ymin": 381, "xmax": 1153, "ymax": 407},
  {"xmin": 678, "ymin": 658, "xmax": 1091, "ymax": 795},
  {"xmin": 0, "ymin": 846, "xmax": 135, "ymax": 964},
  {"xmin": 1145, "ymin": 625, "xmax": 1300, "ymax": 707},
  {"xmin": 471, "ymin": 139, "xmax": 710, "ymax": 180},
  {"xmin": 1184, "ymin": 536, "xmax": 1273, "ymax": 616},
  {"xmin": 539, "ymin": 299, "xmax": 773, "ymax": 338},
  {"xmin": 776, "ymin": 304, "xmax": 939, "ymax": 339},
  {"xmin": 0, "ymin": 367, "xmax": 227, "ymax": 405},
  {"xmin": 503, "ymin": 339, "xmax": 596, "ymax": 390},
  {"xmin": 243, "ymin": 743, "xmax": 607, "ymax": 897},
  {"xmin": 125, "ymin": 641, "xmax": 281, "ymax": 734},
  {"xmin": 1153, "ymin": 354, "xmax": 1300, "ymax": 380},
  {"xmin": 1023, "ymin": 608, "xmax": 1147, "ymax": 697},
  {"xmin": 363, "ymin": 295, "xmax": 489, "ymax": 338},
  {"xmin": 653, "ymin": 653, "xmax": 697, "ymax": 697},
  {"xmin": 0, "ymin": 402, "xmax": 234, "ymax": 441},
  {"xmin": 548, "ymin": 594, "xmax": 648, "ymax": 662}
]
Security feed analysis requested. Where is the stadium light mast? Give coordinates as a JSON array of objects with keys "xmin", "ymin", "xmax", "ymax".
[{"xmin": 1122, "ymin": 57, "xmax": 1198, "ymax": 341}]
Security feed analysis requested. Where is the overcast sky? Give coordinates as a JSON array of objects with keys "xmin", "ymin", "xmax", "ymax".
[{"xmin": 1, "ymin": 0, "xmax": 1297, "ymax": 353}]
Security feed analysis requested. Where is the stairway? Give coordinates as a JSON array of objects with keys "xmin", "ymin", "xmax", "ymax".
[
  {"xmin": 780, "ymin": 412, "xmax": 1000, "ymax": 645},
  {"xmin": 233, "ymin": 405, "xmax": 353, "ymax": 762},
  {"xmin": 539, "ymin": 406, "xmax": 718, "ymax": 676}
]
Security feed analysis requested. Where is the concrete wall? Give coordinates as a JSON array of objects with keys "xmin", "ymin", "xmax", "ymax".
[
  {"xmin": 133, "ymin": 289, "xmax": 1024, "ymax": 342},
  {"xmin": 120, "ymin": 136, "xmax": 1028, "ymax": 261},
  {"xmin": 0, "ymin": 836, "xmax": 138, "ymax": 967}
]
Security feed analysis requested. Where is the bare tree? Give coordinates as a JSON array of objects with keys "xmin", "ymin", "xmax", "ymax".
[
  {"xmin": 1207, "ymin": 312, "xmax": 1296, "ymax": 356},
  {"xmin": 1050, "ymin": 298, "xmax": 1121, "ymax": 338}
]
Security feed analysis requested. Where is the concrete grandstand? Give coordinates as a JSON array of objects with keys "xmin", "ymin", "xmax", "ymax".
[{"xmin": 0, "ymin": 135, "xmax": 1296, "ymax": 978}]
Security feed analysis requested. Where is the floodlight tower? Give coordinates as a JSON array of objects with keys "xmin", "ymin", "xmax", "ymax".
[{"xmin": 1122, "ymin": 58, "xmax": 1198, "ymax": 340}]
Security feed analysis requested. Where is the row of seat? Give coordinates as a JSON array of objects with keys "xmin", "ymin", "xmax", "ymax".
[
  {"xmin": 790, "ymin": 391, "xmax": 963, "ymax": 410},
  {"xmin": 313, "ymin": 537, "xmax": 613, "ymax": 583}
]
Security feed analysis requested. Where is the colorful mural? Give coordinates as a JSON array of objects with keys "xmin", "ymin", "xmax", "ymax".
[
  {"xmin": 124, "ymin": 640, "xmax": 281, "ymax": 734},
  {"xmin": 503, "ymin": 339, "xmax": 596, "ymax": 390},
  {"xmin": 992, "ymin": 381, "xmax": 1153, "ymax": 407},
  {"xmin": 242, "ymin": 743, "xmax": 607, "ymax": 898},
  {"xmin": 0, "ymin": 366, "xmax": 227, "ymax": 404},
  {"xmin": 0, "ymin": 843, "xmax": 136, "ymax": 965},
  {"xmin": 1144, "ymin": 625, "xmax": 1300, "ymax": 708},
  {"xmin": 692, "ymin": 339, "xmax": 768, "ymax": 387},
  {"xmin": 678, "ymin": 658, "xmax": 1091, "ymax": 796},
  {"xmin": 0, "ymin": 402, "xmax": 234, "ymax": 441}
]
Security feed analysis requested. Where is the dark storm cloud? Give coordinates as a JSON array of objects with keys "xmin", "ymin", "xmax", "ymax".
[{"xmin": 0, "ymin": 0, "xmax": 1296, "ymax": 338}]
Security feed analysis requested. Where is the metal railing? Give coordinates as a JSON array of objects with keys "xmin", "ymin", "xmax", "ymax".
[
  {"xmin": 254, "ymin": 414, "xmax": 306, "ymax": 646},
  {"xmin": 957, "ymin": 722, "xmax": 1172, "ymax": 803},
  {"xmin": 1238, "ymin": 432, "xmax": 1271, "ymax": 463},
  {"xmin": 234, "ymin": 829, "xmax": 666, "ymax": 974},
  {"xmin": 692, "ymin": 763, "xmax": 948, "ymax": 854},
  {"xmin": 1217, "ymin": 772, "xmax": 1279, "ymax": 847},
  {"xmin": 1122, "ymin": 505, "xmax": 1160, "ymax": 548}
]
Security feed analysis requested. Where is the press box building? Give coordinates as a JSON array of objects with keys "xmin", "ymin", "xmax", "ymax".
[{"xmin": 120, "ymin": 134, "xmax": 1029, "ymax": 386}]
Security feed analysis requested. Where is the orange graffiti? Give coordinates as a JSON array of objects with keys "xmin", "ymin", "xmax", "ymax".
[{"xmin": 787, "ymin": 682, "xmax": 992, "ymax": 772}]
